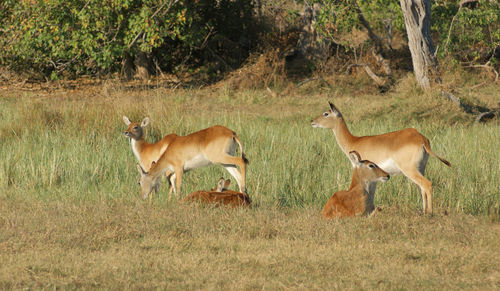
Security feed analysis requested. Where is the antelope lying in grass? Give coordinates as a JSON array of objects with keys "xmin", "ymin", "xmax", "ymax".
[
  {"xmin": 123, "ymin": 116, "xmax": 175, "ymax": 196},
  {"xmin": 137, "ymin": 125, "xmax": 248, "ymax": 200},
  {"xmin": 311, "ymin": 102, "xmax": 451, "ymax": 214},
  {"xmin": 183, "ymin": 178, "xmax": 252, "ymax": 208},
  {"xmin": 322, "ymin": 151, "xmax": 389, "ymax": 219}
]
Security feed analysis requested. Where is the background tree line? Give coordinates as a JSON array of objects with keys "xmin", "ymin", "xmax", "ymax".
[{"xmin": 0, "ymin": 0, "xmax": 498, "ymax": 87}]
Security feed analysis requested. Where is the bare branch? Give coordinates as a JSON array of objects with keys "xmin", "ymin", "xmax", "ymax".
[
  {"xmin": 353, "ymin": 1, "xmax": 393, "ymax": 81},
  {"xmin": 463, "ymin": 64, "xmax": 499, "ymax": 82},
  {"xmin": 346, "ymin": 64, "xmax": 386, "ymax": 87},
  {"xmin": 353, "ymin": 0, "xmax": 383, "ymax": 51},
  {"xmin": 475, "ymin": 112, "xmax": 495, "ymax": 123},
  {"xmin": 441, "ymin": 91, "xmax": 473, "ymax": 113},
  {"xmin": 266, "ymin": 86, "xmax": 278, "ymax": 98},
  {"xmin": 444, "ymin": 0, "xmax": 479, "ymax": 54},
  {"xmin": 78, "ymin": 0, "xmax": 91, "ymax": 15},
  {"xmin": 442, "ymin": 90, "xmax": 496, "ymax": 123}
]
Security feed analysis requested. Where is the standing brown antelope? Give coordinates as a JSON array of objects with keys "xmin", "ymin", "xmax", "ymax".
[
  {"xmin": 322, "ymin": 151, "xmax": 390, "ymax": 219},
  {"xmin": 137, "ymin": 125, "xmax": 248, "ymax": 200},
  {"xmin": 183, "ymin": 178, "xmax": 252, "ymax": 208},
  {"xmin": 123, "ymin": 116, "xmax": 175, "ymax": 196},
  {"xmin": 311, "ymin": 102, "xmax": 451, "ymax": 214}
]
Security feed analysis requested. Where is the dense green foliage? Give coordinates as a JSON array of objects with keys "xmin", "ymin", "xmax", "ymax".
[
  {"xmin": 316, "ymin": 0, "xmax": 404, "ymax": 48},
  {"xmin": 433, "ymin": 0, "xmax": 500, "ymax": 61},
  {"xmin": 0, "ymin": 0, "xmax": 258, "ymax": 79},
  {"xmin": 0, "ymin": 0, "xmax": 498, "ymax": 79}
]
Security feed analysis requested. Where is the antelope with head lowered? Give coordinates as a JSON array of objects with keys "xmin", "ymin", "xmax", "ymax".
[
  {"xmin": 123, "ymin": 116, "xmax": 175, "ymax": 197},
  {"xmin": 137, "ymin": 125, "xmax": 248, "ymax": 200},
  {"xmin": 183, "ymin": 178, "xmax": 252, "ymax": 208},
  {"xmin": 322, "ymin": 151, "xmax": 389, "ymax": 219},
  {"xmin": 311, "ymin": 102, "xmax": 451, "ymax": 214}
]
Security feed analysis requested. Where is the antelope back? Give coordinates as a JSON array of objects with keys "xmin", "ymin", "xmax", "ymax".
[{"xmin": 183, "ymin": 190, "xmax": 251, "ymax": 208}]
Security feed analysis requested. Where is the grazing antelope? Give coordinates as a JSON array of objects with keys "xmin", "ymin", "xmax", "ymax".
[
  {"xmin": 322, "ymin": 151, "xmax": 389, "ymax": 219},
  {"xmin": 183, "ymin": 178, "xmax": 252, "ymax": 208},
  {"xmin": 311, "ymin": 102, "xmax": 451, "ymax": 214},
  {"xmin": 137, "ymin": 125, "xmax": 248, "ymax": 200},
  {"xmin": 122, "ymin": 116, "xmax": 175, "ymax": 196}
]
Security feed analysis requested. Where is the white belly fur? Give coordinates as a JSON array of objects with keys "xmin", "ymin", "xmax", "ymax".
[
  {"xmin": 376, "ymin": 158, "xmax": 401, "ymax": 175},
  {"xmin": 184, "ymin": 154, "xmax": 212, "ymax": 170}
]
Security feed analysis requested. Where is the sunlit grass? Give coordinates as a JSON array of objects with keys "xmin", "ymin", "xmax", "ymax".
[{"xmin": 0, "ymin": 86, "xmax": 498, "ymax": 214}]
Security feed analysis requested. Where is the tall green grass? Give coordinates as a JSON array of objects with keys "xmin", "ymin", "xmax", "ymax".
[{"xmin": 0, "ymin": 87, "xmax": 498, "ymax": 215}]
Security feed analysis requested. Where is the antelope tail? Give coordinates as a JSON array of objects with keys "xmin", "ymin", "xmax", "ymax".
[
  {"xmin": 423, "ymin": 139, "xmax": 451, "ymax": 167},
  {"xmin": 233, "ymin": 135, "xmax": 249, "ymax": 164}
]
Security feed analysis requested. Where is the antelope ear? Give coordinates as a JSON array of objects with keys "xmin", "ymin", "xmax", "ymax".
[
  {"xmin": 141, "ymin": 117, "xmax": 150, "ymax": 127},
  {"xmin": 137, "ymin": 163, "xmax": 147, "ymax": 175},
  {"xmin": 216, "ymin": 177, "xmax": 225, "ymax": 192},
  {"xmin": 348, "ymin": 151, "xmax": 362, "ymax": 167},
  {"xmin": 123, "ymin": 116, "xmax": 131, "ymax": 126},
  {"xmin": 328, "ymin": 102, "xmax": 342, "ymax": 117}
]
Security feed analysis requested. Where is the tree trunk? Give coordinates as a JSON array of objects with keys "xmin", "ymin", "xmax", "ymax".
[
  {"xmin": 400, "ymin": 0, "xmax": 438, "ymax": 90},
  {"xmin": 134, "ymin": 51, "xmax": 154, "ymax": 80},
  {"xmin": 296, "ymin": 3, "xmax": 329, "ymax": 62},
  {"xmin": 121, "ymin": 51, "xmax": 135, "ymax": 81},
  {"xmin": 285, "ymin": 3, "xmax": 330, "ymax": 77}
]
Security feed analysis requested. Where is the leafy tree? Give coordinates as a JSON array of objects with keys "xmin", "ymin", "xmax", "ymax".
[
  {"xmin": 0, "ymin": 0, "xmax": 258, "ymax": 79},
  {"xmin": 0, "ymin": 0, "xmax": 498, "ymax": 81},
  {"xmin": 434, "ymin": 0, "xmax": 499, "ymax": 63}
]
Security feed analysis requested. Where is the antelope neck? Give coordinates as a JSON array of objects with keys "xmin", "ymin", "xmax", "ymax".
[
  {"xmin": 330, "ymin": 119, "xmax": 357, "ymax": 155},
  {"xmin": 349, "ymin": 171, "xmax": 377, "ymax": 196},
  {"xmin": 130, "ymin": 138, "xmax": 146, "ymax": 161},
  {"xmin": 148, "ymin": 154, "xmax": 170, "ymax": 178}
]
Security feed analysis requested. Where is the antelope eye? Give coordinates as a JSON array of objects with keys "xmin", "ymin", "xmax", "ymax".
[
  {"xmin": 323, "ymin": 112, "xmax": 329, "ymax": 117},
  {"xmin": 368, "ymin": 164, "xmax": 375, "ymax": 169},
  {"xmin": 133, "ymin": 126, "xmax": 139, "ymax": 130},
  {"xmin": 137, "ymin": 181, "xmax": 141, "ymax": 185}
]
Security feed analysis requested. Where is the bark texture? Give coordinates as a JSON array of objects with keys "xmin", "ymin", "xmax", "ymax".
[
  {"xmin": 121, "ymin": 52, "xmax": 135, "ymax": 81},
  {"xmin": 134, "ymin": 52, "xmax": 154, "ymax": 80},
  {"xmin": 285, "ymin": 3, "xmax": 330, "ymax": 76},
  {"xmin": 400, "ymin": 0, "xmax": 438, "ymax": 90},
  {"xmin": 296, "ymin": 3, "xmax": 329, "ymax": 62}
]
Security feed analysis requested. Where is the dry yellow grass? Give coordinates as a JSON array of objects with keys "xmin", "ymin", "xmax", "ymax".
[{"xmin": 1, "ymin": 198, "xmax": 499, "ymax": 289}]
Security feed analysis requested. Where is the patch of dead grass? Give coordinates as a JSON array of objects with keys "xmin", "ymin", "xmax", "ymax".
[{"xmin": 1, "ymin": 198, "xmax": 499, "ymax": 289}]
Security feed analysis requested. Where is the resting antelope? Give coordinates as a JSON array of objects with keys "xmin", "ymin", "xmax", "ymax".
[
  {"xmin": 311, "ymin": 102, "xmax": 451, "ymax": 214},
  {"xmin": 137, "ymin": 125, "xmax": 248, "ymax": 200},
  {"xmin": 123, "ymin": 116, "xmax": 175, "ymax": 196},
  {"xmin": 322, "ymin": 151, "xmax": 389, "ymax": 218},
  {"xmin": 183, "ymin": 178, "xmax": 252, "ymax": 207}
]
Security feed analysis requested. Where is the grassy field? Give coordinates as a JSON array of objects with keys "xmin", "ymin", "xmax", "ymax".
[
  {"xmin": 1, "ymin": 199, "xmax": 499, "ymax": 289},
  {"xmin": 1, "ymin": 77, "xmax": 499, "ymax": 288}
]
